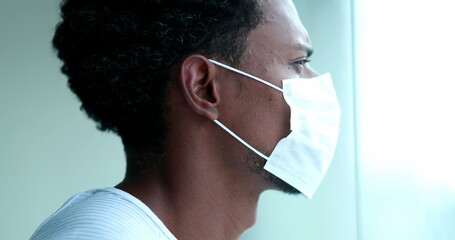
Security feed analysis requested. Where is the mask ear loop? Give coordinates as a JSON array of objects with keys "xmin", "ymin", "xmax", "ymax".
[
  {"xmin": 213, "ymin": 120, "xmax": 270, "ymax": 161},
  {"xmin": 209, "ymin": 59, "xmax": 281, "ymax": 161},
  {"xmin": 208, "ymin": 59, "xmax": 283, "ymax": 93}
]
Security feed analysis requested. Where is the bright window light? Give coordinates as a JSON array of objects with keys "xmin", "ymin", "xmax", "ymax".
[{"xmin": 355, "ymin": 0, "xmax": 455, "ymax": 239}]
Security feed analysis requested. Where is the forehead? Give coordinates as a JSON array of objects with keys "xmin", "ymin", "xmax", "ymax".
[{"xmin": 245, "ymin": 0, "xmax": 311, "ymax": 59}]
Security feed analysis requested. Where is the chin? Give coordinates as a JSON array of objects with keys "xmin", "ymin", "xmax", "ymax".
[
  {"xmin": 242, "ymin": 151, "xmax": 301, "ymax": 195},
  {"xmin": 263, "ymin": 171, "xmax": 301, "ymax": 194}
]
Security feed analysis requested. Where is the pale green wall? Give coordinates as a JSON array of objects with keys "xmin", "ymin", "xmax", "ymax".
[
  {"xmin": 0, "ymin": 1, "xmax": 125, "ymax": 239},
  {"xmin": 0, "ymin": 0, "xmax": 357, "ymax": 239}
]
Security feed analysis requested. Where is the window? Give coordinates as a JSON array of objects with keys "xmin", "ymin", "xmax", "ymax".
[{"xmin": 355, "ymin": 0, "xmax": 455, "ymax": 239}]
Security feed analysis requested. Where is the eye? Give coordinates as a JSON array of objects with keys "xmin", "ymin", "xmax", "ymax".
[
  {"xmin": 290, "ymin": 57, "xmax": 311, "ymax": 74},
  {"xmin": 293, "ymin": 58, "xmax": 311, "ymax": 66}
]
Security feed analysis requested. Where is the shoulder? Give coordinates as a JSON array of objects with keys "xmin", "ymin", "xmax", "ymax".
[{"xmin": 29, "ymin": 188, "xmax": 176, "ymax": 240}]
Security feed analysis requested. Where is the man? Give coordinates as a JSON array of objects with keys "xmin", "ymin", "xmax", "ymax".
[{"xmin": 31, "ymin": 0, "xmax": 340, "ymax": 239}]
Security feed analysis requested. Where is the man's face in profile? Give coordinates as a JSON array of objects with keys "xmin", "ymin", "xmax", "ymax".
[{"xmin": 218, "ymin": 0, "xmax": 317, "ymax": 193}]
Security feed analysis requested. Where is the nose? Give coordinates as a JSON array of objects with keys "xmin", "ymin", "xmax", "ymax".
[{"xmin": 305, "ymin": 65, "xmax": 319, "ymax": 78}]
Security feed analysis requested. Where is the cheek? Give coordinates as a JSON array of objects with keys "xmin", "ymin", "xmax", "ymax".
[
  {"xmin": 245, "ymin": 89, "xmax": 291, "ymax": 149},
  {"xmin": 267, "ymin": 93, "xmax": 291, "ymax": 140}
]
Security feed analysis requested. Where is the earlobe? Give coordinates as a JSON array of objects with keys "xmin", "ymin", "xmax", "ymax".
[{"xmin": 179, "ymin": 55, "xmax": 220, "ymax": 121}]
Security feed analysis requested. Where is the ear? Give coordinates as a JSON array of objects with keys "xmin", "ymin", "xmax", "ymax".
[{"xmin": 179, "ymin": 55, "xmax": 220, "ymax": 121}]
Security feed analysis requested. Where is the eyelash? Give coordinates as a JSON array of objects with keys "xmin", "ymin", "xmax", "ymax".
[{"xmin": 294, "ymin": 58, "xmax": 311, "ymax": 66}]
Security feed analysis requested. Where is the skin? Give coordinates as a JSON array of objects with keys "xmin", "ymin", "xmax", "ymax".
[{"xmin": 117, "ymin": 0, "xmax": 317, "ymax": 239}]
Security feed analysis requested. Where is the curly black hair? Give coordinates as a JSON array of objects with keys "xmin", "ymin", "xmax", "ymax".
[{"xmin": 53, "ymin": 0, "xmax": 264, "ymax": 166}]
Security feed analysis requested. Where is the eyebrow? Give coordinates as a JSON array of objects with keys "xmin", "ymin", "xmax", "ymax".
[{"xmin": 296, "ymin": 43, "xmax": 314, "ymax": 57}]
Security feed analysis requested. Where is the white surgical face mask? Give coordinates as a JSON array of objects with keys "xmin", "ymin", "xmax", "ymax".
[{"xmin": 208, "ymin": 59, "xmax": 341, "ymax": 199}]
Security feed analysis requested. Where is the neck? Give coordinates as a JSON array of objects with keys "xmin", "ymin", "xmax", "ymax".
[{"xmin": 117, "ymin": 123, "xmax": 263, "ymax": 240}]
